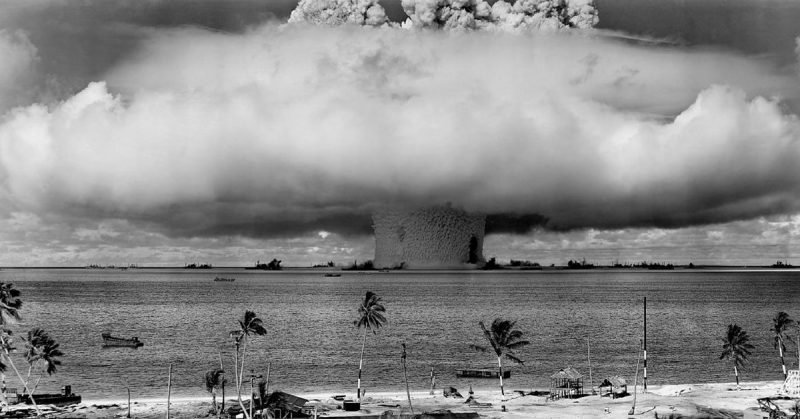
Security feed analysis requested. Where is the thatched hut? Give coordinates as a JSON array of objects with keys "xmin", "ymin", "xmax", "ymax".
[
  {"xmin": 549, "ymin": 367, "xmax": 584, "ymax": 399},
  {"xmin": 599, "ymin": 376, "xmax": 628, "ymax": 398}
]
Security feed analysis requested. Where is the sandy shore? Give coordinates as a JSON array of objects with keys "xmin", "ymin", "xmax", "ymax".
[{"xmin": 4, "ymin": 381, "xmax": 790, "ymax": 418}]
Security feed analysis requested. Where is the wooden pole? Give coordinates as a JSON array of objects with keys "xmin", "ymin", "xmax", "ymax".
[
  {"xmin": 127, "ymin": 387, "xmax": 131, "ymax": 418},
  {"xmin": 265, "ymin": 362, "xmax": 271, "ymax": 397},
  {"xmin": 643, "ymin": 297, "xmax": 647, "ymax": 392},
  {"xmin": 167, "ymin": 363, "xmax": 172, "ymax": 419},
  {"xmin": 249, "ymin": 375, "xmax": 254, "ymax": 419},
  {"xmin": 587, "ymin": 338, "xmax": 593, "ymax": 394},
  {"xmin": 402, "ymin": 343, "xmax": 414, "ymax": 414},
  {"xmin": 429, "ymin": 368, "xmax": 435, "ymax": 395},
  {"xmin": 629, "ymin": 339, "xmax": 642, "ymax": 416}
]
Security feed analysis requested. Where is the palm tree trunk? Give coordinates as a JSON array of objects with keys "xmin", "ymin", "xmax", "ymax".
[
  {"xmin": 0, "ymin": 335, "xmax": 39, "ymax": 415},
  {"xmin": 220, "ymin": 381, "xmax": 225, "ymax": 419},
  {"xmin": 402, "ymin": 348, "xmax": 413, "ymax": 414},
  {"xmin": 167, "ymin": 363, "xmax": 172, "ymax": 419},
  {"xmin": 780, "ymin": 344, "xmax": 787, "ymax": 379},
  {"xmin": 497, "ymin": 356, "xmax": 505, "ymax": 397},
  {"xmin": 734, "ymin": 365, "xmax": 740, "ymax": 390},
  {"xmin": 239, "ymin": 337, "xmax": 252, "ymax": 419},
  {"xmin": 357, "ymin": 327, "xmax": 367, "ymax": 402},
  {"xmin": 233, "ymin": 349, "xmax": 249, "ymax": 419},
  {"xmin": 211, "ymin": 389, "xmax": 217, "ymax": 415}
]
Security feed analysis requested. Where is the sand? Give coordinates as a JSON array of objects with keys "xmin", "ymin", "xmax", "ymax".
[{"xmin": 2, "ymin": 381, "xmax": 790, "ymax": 418}]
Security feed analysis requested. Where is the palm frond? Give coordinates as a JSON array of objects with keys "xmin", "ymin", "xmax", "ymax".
[
  {"xmin": 356, "ymin": 291, "xmax": 387, "ymax": 332},
  {"xmin": 504, "ymin": 352, "xmax": 525, "ymax": 365},
  {"xmin": 205, "ymin": 368, "xmax": 225, "ymax": 393},
  {"xmin": 470, "ymin": 344, "xmax": 488, "ymax": 353}
]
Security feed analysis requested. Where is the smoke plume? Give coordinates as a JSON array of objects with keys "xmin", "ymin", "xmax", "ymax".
[
  {"xmin": 289, "ymin": 0, "xmax": 389, "ymax": 26},
  {"xmin": 400, "ymin": 0, "xmax": 598, "ymax": 30},
  {"xmin": 1, "ymin": 22, "xmax": 799, "ymax": 240}
]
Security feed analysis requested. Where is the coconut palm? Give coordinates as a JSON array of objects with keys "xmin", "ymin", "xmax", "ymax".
[
  {"xmin": 772, "ymin": 312, "xmax": 794, "ymax": 379},
  {"xmin": 354, "ymin": 291, "xmax": 386, "ymax": 402},
  {"xmin": 204, "ymin": 368, "xmax": 226, "ymax": 417},
  {"xmin": 0, "ymin": 283, "xmax": 38, "ymax": 413},
  {"xmin": 23, "ymin": 328, "xmax": 63, "ymax": 399},
  {"xmin": 470, "ymin": 318, "xmax": 529, "ymax": 405},
  {"xmin": 720, "ymin": 323, "xmax": 754, "ymax": 390},
  {"xmin": 230, "ymin": 311, "xmax": 266, "ymax": 419}
]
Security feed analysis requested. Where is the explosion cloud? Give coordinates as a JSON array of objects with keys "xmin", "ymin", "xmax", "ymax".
[{"xmin": 1, "ymin": 0, "xmax": 800, "ymax": 266}]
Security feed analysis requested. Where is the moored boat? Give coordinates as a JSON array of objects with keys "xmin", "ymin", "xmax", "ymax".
[
  {"xmin": 17, "ymin": 385, "xmax": 81, "ymax": 407},
  {"xmin": 102, "ymin": 333, "xmax": 144, "ymax": 348},
  {"xmin": 214, "ymin": 277, "xmax": 235, "ymax": 282},
  {"xmin": 455, "ymin": 369, "xmax": 510, "ymax": 379}
]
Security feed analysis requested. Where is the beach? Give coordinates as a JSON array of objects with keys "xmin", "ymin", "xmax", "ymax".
[{"xmin": 10, "ymin": 381, "xmax": 787, "ymax": 418}]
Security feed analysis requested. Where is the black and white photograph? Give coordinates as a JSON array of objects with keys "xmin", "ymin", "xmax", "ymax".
[{"xmin": 1, "ymin": 0, "xmax": 800, "ymax": 417}]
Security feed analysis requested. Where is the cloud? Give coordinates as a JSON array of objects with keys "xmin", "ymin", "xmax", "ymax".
[
  {"xmin": 1, "ymin": 24, "xmax": 799, "ymax": 241},
  {"xmin": 400, "ymin": 0, "xmax": 599, "ymax": 31},
  {"xmin": 0, "ymin": 30, "xmax": 39, "ymax": 113},
  {"xmin": 289, "ymin": 0, "xmax": 389, "ymax": 26}
]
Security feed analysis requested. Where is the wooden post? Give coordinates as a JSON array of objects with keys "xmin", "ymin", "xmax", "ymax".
[
  {"xmin": 167, "ymin": 363, "xmax": 172, "ymax": 419},
  {"xmin": 643, "ymin": 297, "xmax": 647, "ymax": 392},
  {"xmin": 629, "ymin": 339, "xmax": 642, "ymax": 416},
  {"xmin": 587, "ymin": 338, "xmax": 593, "ymax": 394},
  {"xmin": 429, "ymin": 368, "xmax": 435, "ymax": 395},
  {"xmin": 402, "ymin": 343, "xmax": 414, "ymax": 415},
  {"xmin": 249, "ymin": 375, "xmax": 254, "ymax": 419},
  {"xmin": 265, "ymin": 362, "xmax": 271, "ymax": 397},
  {"xmin": 127, "ymin": 387, "xmax": 131, "ymax": 418}
]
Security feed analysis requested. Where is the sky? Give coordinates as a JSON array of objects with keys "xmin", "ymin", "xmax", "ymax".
[{"xmin": 1, "ymin": 0, "xmax": 800, "ymax": 267}]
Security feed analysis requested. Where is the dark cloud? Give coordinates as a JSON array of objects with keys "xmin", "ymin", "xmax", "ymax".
[{"xmin": 485, "ymin": 213, "xmax": 549, "ymax": 235}]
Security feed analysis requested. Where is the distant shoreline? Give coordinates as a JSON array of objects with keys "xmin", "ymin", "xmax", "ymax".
[{"xmin": 1, "ymin": 265, "xmax": 798, "ymax": 271}]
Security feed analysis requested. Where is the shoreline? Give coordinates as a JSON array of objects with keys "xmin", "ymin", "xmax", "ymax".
[{"xmin": 9, "ymin": 380, "xmax": 790, "ymax": 418}]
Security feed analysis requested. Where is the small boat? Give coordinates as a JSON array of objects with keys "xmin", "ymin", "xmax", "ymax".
[
  {"xmin": 102, "ymin": 333, "xmax": 144, "ymax": 348},
  {"xmin": 324, "ymin": 273, "xmax": 341, "ymax": 277},
  {"xmin": 456, "ymin": 369, "xmax": 510, "ymax": 379},
  {"xmin": 214, "ymin": 277, "xmax": 236, "ymax": 282},
  {"xmin": 17, "ymin": 385, "xmax": 81, "ymax": 407}
]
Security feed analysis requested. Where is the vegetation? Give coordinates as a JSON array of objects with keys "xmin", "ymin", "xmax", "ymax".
[
  {"xmin": 229, "ymin": 311, "xmax": 267, "ymax": 419},
  {"xmin": 204, "ymin": 368, "xmax": 225, "ymax": 417},
  {"xmin": 251, "ymin": 259, "xmax": 282, "ymax": 270},
  {"xmin": 481, "ymin": 257, "xmax": 503, "ymax": 270},
  {"xmin": 566, "ymin": 259, "xmax": 595, "ymax": 269},
  {"xmin": 354, "ymin": 291, "xmax": 386, "ymax": 402},
  {"xmin": 23, "ymin": 328, "xmax": 64, "ymax": 400},
  {"xmin": 720, "ymin": 324, "xmax": 754, "ymax": 390},
  {"xmin": 470, "ymin": 318, "xmax": 529, "ymax": 409},
  {"xmin": 185, "ymin": 263, "xmax": 213, "ymax": 269},
  {"xmin": 344, "ymin": 260, "xmax": 375, "ymax": 271},
  {"xmin": 0, "ymin": 283, "xmax": 65, "ymax": 415},
  {"xmin": 508, "ymin": 259, "xmax": 540, "ymax": 268},
  {"xmin": 772, "ymin": 312, "xmax": 794, "ymax": 379}
]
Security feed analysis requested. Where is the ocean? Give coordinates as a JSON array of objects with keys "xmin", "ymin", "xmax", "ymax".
[{"xmin": 0, "ymin": 268, "xmax": 797, "ymax": 400}]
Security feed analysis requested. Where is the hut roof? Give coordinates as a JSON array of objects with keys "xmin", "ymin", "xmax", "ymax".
[
  {"xmin": 550, "ymin": 367, "xmax": 582, "ymax": 380},
  {"xmin": 265, "ymin": 391, "xmax": 308, "ymax": 410},
  {"xmin": 600, "ymin": 376, "xmax": 627, "ymax": 387}
]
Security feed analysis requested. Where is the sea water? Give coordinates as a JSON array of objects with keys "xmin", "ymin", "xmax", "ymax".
[{"xmin": 0, "ymin": 268, "xmax": 798, "ymax": 399}]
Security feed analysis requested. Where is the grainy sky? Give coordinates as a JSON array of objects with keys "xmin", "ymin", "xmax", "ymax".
[{"xmin": 1, "ymin": 0, "xmax": 799, "ymax": 267}]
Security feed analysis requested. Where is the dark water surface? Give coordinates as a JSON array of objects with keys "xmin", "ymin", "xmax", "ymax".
[{"xmin": 0, "ymin": 268, "xmax": 798, "ymax": 399}]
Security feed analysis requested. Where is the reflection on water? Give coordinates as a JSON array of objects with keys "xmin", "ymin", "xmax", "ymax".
[{"xmin": 0, "ymin": 268, "xmax": 798, "ymax": 399}]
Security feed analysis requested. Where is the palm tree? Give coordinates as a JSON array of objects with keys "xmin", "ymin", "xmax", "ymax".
[
  {"xmin": 354, "ymin": 291, "xmax": 386, "ymax": 402},
  {"xmin": 0, "ymin": 283, "xmax": 38, "ymax": 413},
  {"xmin": 205, "ymin": 368, "xmax": 225, "ymax": 417},
  {"xmin": 772, "ymin": 312, "xmax": 794, "ymax": 379},
  {"xmin": 230, "ymin": 311, "xmax": 266, "ymax": 419},
  {"xmin": 23, "ymin": 328, "xmax": 63, "ymax": 399},
  {"xmin": 720, "ymin": 323, "xmax": 754, "ymax": 390},
  {"xmin": 470, "ymin": 318, "xmax": 529, "ymax": 407}
]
